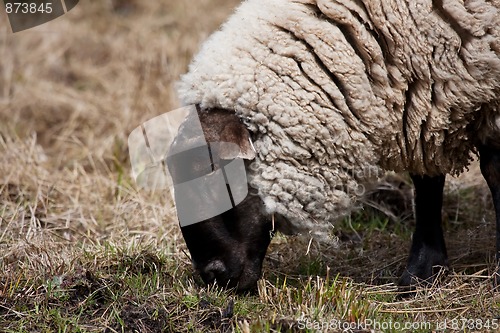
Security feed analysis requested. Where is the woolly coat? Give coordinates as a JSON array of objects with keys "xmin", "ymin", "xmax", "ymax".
[{"xmin": 177, "ymin": 0, "xmax": 500, "ymax": 233}]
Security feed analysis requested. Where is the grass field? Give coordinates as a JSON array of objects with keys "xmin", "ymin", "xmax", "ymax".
[{"xmin": 1, "ymin": 1, "xmax": 499, "ymax": 332}]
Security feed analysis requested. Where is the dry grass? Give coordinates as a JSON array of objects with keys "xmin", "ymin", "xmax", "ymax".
[{"xmin": 0, "ymin": 1, "xmax": 499, "ymax": 332}]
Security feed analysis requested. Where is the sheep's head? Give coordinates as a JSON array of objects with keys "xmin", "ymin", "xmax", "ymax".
[
  {"xmin": 167, "ymin": 107, "xmax": 273, "ymax": 291},
  {"xmin": 180, "ymin": 193, "xmax": 272, "ymax": 291}
]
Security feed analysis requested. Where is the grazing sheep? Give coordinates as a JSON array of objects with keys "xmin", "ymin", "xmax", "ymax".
[{"xmin": 170, "ymin": 0, "xmax": 500, "ymax": 291}]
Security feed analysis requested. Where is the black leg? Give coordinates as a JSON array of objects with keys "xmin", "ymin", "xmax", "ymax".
[
  {"xmin": 478, "ymin": 145, "xmax": 500, "ymax": 286},
  {"xmin": 399, "ymin": 174, "xmax": 449, "ymax": 289}
]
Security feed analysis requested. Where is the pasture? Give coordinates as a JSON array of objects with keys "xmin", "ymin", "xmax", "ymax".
[{"xmin": 0, "ymin": 1, "xmax": 499, "ymax": 332}]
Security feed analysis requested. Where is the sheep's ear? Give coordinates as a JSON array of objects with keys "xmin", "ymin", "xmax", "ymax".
[{"xmin": 219, "ymin": 122, "xmax": 256, "ymax": 160}]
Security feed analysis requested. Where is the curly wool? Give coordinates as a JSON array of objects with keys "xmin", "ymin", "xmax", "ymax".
[{"xmin": 177, "ymin": 0, "xmax": 500, "ymax": 234}]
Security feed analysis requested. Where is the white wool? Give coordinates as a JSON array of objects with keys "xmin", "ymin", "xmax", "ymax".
[{"xmin": 177, "ymin": 0, "xmax": 500, "ymax": 235}]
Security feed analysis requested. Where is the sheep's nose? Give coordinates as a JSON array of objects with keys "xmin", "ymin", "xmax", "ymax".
[{"xmin": 202, "ymin": 259, "xmax": 227, "ymax": 284}]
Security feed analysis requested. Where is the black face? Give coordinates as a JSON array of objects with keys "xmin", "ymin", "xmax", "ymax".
[
  {"xmin": 180, "ymin": 193, "xmax": 273, "ymax": 291},
  {"xmin": 166, "ymin": 106, "xmax": 270, "ymax": 291}
]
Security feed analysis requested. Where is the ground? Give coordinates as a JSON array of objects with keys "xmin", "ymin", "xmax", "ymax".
[{"xmin": 0, "ymin": 1, "xmax": 499, "ymax": 332}]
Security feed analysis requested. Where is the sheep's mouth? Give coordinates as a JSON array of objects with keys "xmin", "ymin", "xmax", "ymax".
[
  {"xmin": 197, "ymin": 260, "xmax": 260, "ymax": 292},
  {"xmin": 233, "ymin": 262, "xmax": 263, "ymax": 292},
  {"xmin": 198, "ymin": 266, "xmax": 244, "ymax": 290}
]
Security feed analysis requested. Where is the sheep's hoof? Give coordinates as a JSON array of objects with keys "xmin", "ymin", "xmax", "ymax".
[
  {"xmin": 397, "ymin": 265, "xmax": 448, "ymax": 296},
  {"xmin": 397, "ymin": 245, "xmax": 448, "ymax": 297}
]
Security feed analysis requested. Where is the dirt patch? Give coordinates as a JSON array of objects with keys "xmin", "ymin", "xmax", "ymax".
[
  {"xmin": 60, "ymin": 270, "xmax": 107, "ymax": 307},
  {"xmin": 198, "ymin": 297, "xmax": 234, "ymax": 332},
  {"xmin": 109, "ymin": 304, "xmax": 169, "ymax": 333}
]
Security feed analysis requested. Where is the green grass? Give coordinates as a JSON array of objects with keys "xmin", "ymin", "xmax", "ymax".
[{"xmin": 2, "ymin": 235, "xmax": 500, "ymax": 332}]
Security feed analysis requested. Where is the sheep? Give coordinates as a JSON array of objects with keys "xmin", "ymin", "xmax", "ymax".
[{"xmin": 169, "ymin": 0, "xmax": 500, "ymax": 291}]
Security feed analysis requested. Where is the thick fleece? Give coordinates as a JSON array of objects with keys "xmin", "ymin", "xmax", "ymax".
[{"xmin": 177, "ymin": 0, "xmax": 500, "ymax": 234}]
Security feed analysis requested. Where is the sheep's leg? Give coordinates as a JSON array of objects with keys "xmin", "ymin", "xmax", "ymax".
[
  {"xmin": 478, "ymin": 145, "xmax": 500, "ymax": 286},
  {"xmin": 398, "ymin": 174, "xmax": 448, "ymax": 289}
]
